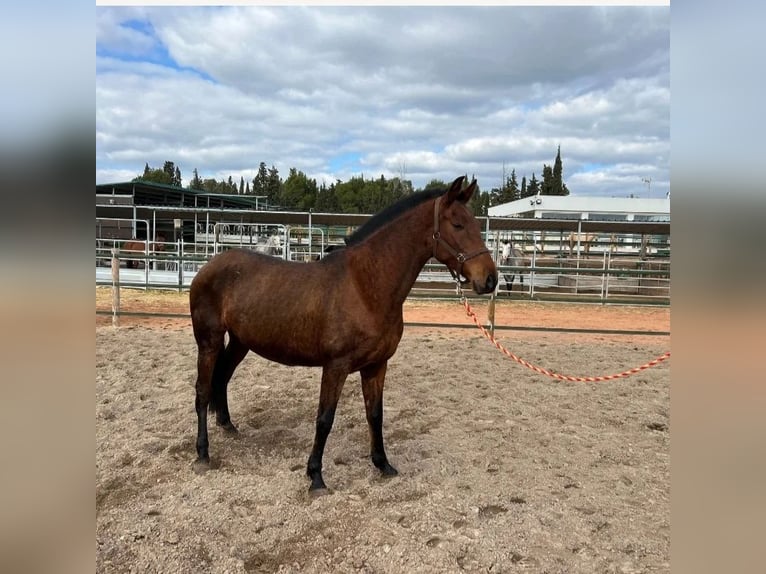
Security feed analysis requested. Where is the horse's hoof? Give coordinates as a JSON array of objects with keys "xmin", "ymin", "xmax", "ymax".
[
  {"xmin": 308, "ymin": 474, "xmax": 328, "ymax": 493},
  {"xmin": 192, "ymin": 458, "xmax": 211, "ymax": 474},
  {"xmin": 219, "ymin": 421, "xmax": 239, "ymax": 434},
  {"xmin": 308, "ymin": 486, "xmax": 331, "ymax": 499},
  {"xmin": 380, "ymin": 463, "xmax": 399, "ymax": 477}
]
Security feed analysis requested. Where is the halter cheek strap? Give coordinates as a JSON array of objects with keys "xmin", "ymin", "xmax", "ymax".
[{"xmin": 432, "ymin": 198, "xmax": 490, "ymax": 283}]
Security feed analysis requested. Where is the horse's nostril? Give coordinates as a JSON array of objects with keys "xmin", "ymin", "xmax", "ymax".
[{"xmin": 486, "ymin": 273, "xmax": 497, "ymax": 292}]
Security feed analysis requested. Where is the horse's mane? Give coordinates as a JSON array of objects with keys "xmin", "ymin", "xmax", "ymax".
[{"xmin": 344, "ymin": 187, "xmax": 445, "ymax": 247}]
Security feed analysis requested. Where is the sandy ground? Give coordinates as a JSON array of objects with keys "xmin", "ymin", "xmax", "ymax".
[{"xmin": 96, "ymin": 289, "xmax": 670, "ymax": 573}]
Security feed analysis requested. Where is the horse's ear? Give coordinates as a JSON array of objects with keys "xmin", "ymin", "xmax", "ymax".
[
  {"xmin": 445, "ymin": 175, "xmax": 475, "ymax": 205},
  {"xmin": 445, "ymin": 176, "xmax": 476, "ymax": 206}
]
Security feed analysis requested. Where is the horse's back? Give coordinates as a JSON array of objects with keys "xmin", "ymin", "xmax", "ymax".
[{"xmin": 190, "ymin": 248, "xmax": 339, "ymax": 327}]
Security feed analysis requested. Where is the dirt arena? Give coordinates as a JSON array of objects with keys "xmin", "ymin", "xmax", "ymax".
[{"xmin": 96, "ymin": 289, "xmax": 670, "ymax": 573}]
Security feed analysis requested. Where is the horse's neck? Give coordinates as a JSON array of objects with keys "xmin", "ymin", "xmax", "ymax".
[{"xmin": 347, "ymin": 203, "xmax": 434, "ymax": 308}]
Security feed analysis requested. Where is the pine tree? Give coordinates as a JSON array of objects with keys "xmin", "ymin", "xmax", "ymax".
[
  {"xmin": 553, "ymin": 145, "xmax": 564, "ymax": 196},
  {"xmin": 190, "ymin": 168, "xmax": 203, "ymax": 190},
  {"xmin": 266, "ymin": 165, "xmax": 281, "ymax": 206},
  {"xmin": 541, "ymin": 164, "xmax": 554, "ymax": 195},
  {"xmin": 507, "ymin": 169, "xmax": 520, "ymax": 202},
  {"xmin": 520, "ymin": 175, "xmax": 530, "ymax": 199},
  {"xmin": 252, "ymin": 161, "xmax": 268, "ymax": 197},
  {"xmin": 528, "ymin": 173, "xmax": 540, "ymax": 197}
]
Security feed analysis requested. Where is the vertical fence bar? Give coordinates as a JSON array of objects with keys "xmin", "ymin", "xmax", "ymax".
[
  {"xmin": 111, "ymin": 248, "xmax": 120, "ymax": 327},
  {"xmin": 178, "ymin": 239, "xmax": 183, "ymax": 292}
]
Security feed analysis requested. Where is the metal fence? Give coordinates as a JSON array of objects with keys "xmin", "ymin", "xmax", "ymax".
[{"xmin": 96, "ymin": 237, "xmax": 669, "ymax": 306}]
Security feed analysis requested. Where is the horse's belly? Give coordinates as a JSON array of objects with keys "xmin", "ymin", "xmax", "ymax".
[
  {"xmin": 238, "ymin": 323, "xmax": 400, "ymax": 370},
  {"xmin": 249, "ymin": 341, "xmax": 324, "ymax": 367},
  {"xmin": 237, "ymin": 329, "xmax": 327, "ymax": 367}
]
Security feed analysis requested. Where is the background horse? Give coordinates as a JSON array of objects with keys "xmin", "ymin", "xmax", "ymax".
[
  {"xmin": 500, "ymin": 241, "xmax": 528, "ymax": 292},
  {"xmin": 189, "ymin": 176, "xmax": 497, "ymax": 493},
  {"xmin": 123, "ymin": 235, "xmax": 165, "ymax": 269},
  {"xmin": 567, "ymin": 232, "xmax": 598, "ymax": 258},
  {"xmin": 253, "ymin": 233, "xmax": 283, "ymax": 257}
]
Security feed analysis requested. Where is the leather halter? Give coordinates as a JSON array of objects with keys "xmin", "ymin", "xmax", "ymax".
[{"xmin": 432, "ymin": 197, "xmax": 490, "ymax": 283}]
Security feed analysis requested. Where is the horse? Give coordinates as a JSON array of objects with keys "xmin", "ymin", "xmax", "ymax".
[
  {"xmin": 500, "ymin": 241, "xmax": 528, "ymax": 292},
  {"xmin": 253, "ymin": 233, "xmax": 283, "ymax": 257},
  {"xmin": 567, "ymin": 232, "xmax": 598, "ymax": 258},
  {"xmin": 122, "ymin": 235, "xmax": 166, "ymax": 269},
  {"xmin": 312, "ymin": 243, "xmax": 345, "ymax": 261},
  {"xmin": 189, "ymin": 176, "xmax": 498, "ymax": 493}
]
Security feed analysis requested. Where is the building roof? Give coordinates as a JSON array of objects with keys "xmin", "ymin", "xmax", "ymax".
[
  {"xmin": 96, "ymin": 180, "xmax": 268, "ymax": 210},
  {"xmin": 488, "ymin": 194, "xmax": 670, "ymax": 223}
]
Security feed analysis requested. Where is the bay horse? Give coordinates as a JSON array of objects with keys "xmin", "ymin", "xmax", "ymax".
[
  {"xmin": 189, "ymin": 176, "xmax": 498, "ymax": 493},
  {"xmin": 123, "ymin": 235, "xmax": 166, "ymax": 269}
]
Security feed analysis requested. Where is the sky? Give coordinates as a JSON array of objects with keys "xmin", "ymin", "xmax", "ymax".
[{"xmin": 96, "ymin": 4, "xmax": 670, "ymax": 200}]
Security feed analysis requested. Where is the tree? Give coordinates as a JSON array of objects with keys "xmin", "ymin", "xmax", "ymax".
[
  {"xmin": 527, "ymin": 173, "xmax": 540, "ymax": 197},
  {"xmin": 520, "ymin": 175, "xmax": 529, "ymax": 199},
  {"xmin": 133, "ymin": 161, "xmax": 182, "ymax": 186},
  {"xmin": 315, "ymin": 181, "xmax": 339, "ymax": 212},
  {"xmin": 239, "ymin": 176, "xmax": 245, "ymax": 195},
  {"xmin": 422, "ymin": 179, "xmax": 447, "ymax": 193},
  {"xmin": 266, "ymin": 165, "xmax": 281, "ymax": 206},
  {"xmin": 252, "ymin": 161, "xmax": 268, "ymax": 197},
  {"xmin": 163, "ymin": 161, "xmax": 182, "ymax": 187},
  {"xmin": 507, "ymin": 169, "xmax": 520, "ymax": 202},
  {"xmin": 541, "ymin": 164, "xmax": 554, "ymax": 195},
  {"xmin": 555, "ymin": 146, "xmax": 571, "ymax": 196},
  {"xmin": 553, "ymin": 145, "xmax": 564, "ymax": 196},
  {"xmin": 190, "ymin": 168, "xmax": 204, "ymax": 190},
  {"xmin": 496, "ymin": 169, "xmax": 519, "ymax": 204},
  {"xmin": 282, "ymin": 168, "xmax": 317, "ymax": 210},
  {"xmin": 334, "ymin": 175, "xmax": 367, "ymax": 213}
]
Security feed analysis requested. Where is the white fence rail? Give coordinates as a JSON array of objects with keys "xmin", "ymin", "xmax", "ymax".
[{"xmin": 96, "ymin": 239, "xmax": 669, "ymax": 305}]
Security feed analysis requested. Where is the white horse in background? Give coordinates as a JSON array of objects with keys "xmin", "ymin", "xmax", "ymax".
[
  {"xmin": 500, "ymin": 241, "xmax": 528, "ymax": 292},
  {"xmin": 253, "ymin": 233, "xmax": 283, "ymax": 257}
]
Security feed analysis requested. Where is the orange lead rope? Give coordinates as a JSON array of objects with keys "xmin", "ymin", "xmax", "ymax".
[{"xmin": 458, "ymin": 288, "xmax": 670, "ymax": 382}]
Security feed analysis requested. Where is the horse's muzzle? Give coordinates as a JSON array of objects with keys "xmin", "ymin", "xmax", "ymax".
[{"xmin": 472, "ymin": 271, "xmax": 498, "ymax": 295}]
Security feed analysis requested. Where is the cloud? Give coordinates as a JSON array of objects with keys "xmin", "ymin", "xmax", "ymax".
[{"xmin": 96, "ymin": 5, "xmax": 669, "ymax": 199}]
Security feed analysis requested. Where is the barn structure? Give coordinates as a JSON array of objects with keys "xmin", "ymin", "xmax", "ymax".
[
  {"xmin": 487, "ymin": 193, "xmax": 670, "ymax": 258},
  {"xmin": 96, "ymin": 181, "xmax": 671, "ymax": 303},
  {"xmin": 96, "ymin": 180, "xmax": 371, "ymax": 259}
]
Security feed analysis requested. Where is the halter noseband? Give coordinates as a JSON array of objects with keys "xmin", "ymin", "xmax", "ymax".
[{"xmin": 432, "ymin": 198, "xmax": 489, "ymax": 284}]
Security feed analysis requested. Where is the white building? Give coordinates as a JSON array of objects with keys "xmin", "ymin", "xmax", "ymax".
[
  {"xmin": 487, "ymin": 194, "xmax": 670, "ymax": 257},
  {"xmin": 488, "ymin": 194, "xmax": 670, "ymax": 222}
]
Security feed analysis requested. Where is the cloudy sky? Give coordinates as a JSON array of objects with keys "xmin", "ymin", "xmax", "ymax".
[{"xmin": 96, "ymin": 4, "xmax": 669, "ymax": 199}]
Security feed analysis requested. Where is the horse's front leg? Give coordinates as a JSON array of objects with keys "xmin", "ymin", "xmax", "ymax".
[
  {"xmin": 360, "ymin": 361, "xmax": 398, "ymax": 477},
  {"xmin": 306, "ymin": 365, "xmax": 348, "ymax": 493}
]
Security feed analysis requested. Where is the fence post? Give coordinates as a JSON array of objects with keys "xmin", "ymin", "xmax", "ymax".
[
  {"xmin": 111, "ymin": 247, "xmax": 120, "ymax": 327},
  {"xmin": 178, "ymin": 239, "xmax": 183, "ymax": 292}
]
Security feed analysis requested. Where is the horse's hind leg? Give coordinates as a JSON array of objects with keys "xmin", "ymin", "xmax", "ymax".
[
  {"xmin": 210, "ymin": 333, "xmax": 248, "ymax": 433},
  {"xmin": 360, "ymin": 361, "xmax": 398, "ymax": 477},
  {"xmin": 193, "ymin": 330, "xmax": 225, "ymax": 468}
]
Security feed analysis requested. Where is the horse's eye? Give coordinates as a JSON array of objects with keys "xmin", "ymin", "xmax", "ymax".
[{"xmin": 451, "ymin": 221, "xmax": 464, "ymax": 230}]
